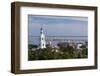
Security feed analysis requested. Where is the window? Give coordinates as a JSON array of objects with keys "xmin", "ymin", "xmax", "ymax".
[{"xmin": 43, "ymin": 44, "xmax": 44, "ymax": 46}]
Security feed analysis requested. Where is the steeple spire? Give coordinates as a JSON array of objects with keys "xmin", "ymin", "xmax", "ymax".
[
  {"xmin": 40, "ymin": 27, "xmax": 43, "ymax": 34},
  {"xmin": 40, "ymin": 27, "xmax": 46, "ymax": 49}
]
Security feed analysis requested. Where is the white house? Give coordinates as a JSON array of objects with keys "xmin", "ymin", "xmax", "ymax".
[{"xmin": 77, "ymin": 43, "xmax": 83, "ymax": 50}]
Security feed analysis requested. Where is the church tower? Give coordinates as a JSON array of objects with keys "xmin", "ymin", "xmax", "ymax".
[{"xmin": 40, "ymin": 27, "xmax": 46, "ymax": 49}]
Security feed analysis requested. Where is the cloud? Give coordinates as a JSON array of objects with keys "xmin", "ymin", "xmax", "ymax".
[
  {"xmin": 65, "ymin": 16, "xmax": 88, "ymax": 22},
  {"xmin": 28, "ymin": 15, "xmax": 88, "ymax": 26},
  {"xmin": 28, "ymin": 15, "xmax": 88, "ymax": 36},
  {"xmin": 29, "ymin": 15, "xmax": 88, "ymax": 23}
]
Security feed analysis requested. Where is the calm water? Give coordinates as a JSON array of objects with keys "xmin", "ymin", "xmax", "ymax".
[{"xmin": 28, "ymin": 36, "xmax": 88, "ymax": 45}]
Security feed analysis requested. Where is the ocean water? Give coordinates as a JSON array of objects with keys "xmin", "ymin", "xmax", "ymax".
[{"xmin": 28, "ymin": 36, "xmax": 88, "ymax": 45}]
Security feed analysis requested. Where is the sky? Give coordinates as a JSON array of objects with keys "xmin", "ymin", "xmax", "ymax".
[
  {"xmin": 28, "ymin": 15, "xmax": 88, "ymax": 37},
  {"xmin": 28, "ymin": 15, "xmax": 88, "ymax": 44}
]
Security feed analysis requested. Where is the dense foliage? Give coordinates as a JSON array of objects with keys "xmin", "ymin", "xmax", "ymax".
[{"xmin": 28, "ymin": 44, "xmax": 88, "ymax": 60}]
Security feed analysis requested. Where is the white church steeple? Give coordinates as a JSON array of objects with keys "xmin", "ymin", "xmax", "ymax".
[{"xmin": 40, "ymin": 27, "xmax": 46, "ymax": 49}]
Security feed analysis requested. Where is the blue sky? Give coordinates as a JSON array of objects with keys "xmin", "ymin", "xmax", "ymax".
[{"xmin": 28, "ymin": 15, "xmax": 88, "ymax": 36}]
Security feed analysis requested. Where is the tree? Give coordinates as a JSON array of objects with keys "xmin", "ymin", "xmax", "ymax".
[
  {"xmin": 28, "ymin": 43, "xmax": 88, "ymax": 60},
  {"xmin": 28, "ymin": 44, "xmax": 38, "ymax": 49}
]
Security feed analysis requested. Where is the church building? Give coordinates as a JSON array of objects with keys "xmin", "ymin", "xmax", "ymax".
[{"xmin": 40, "ymin": 27, "xmax": 46, "ymax": 49}]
